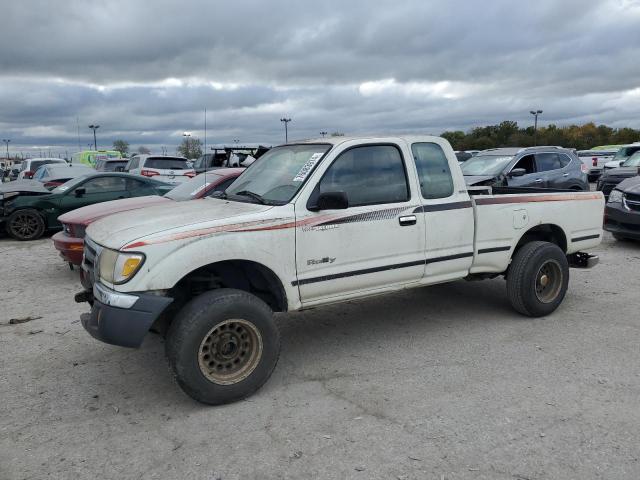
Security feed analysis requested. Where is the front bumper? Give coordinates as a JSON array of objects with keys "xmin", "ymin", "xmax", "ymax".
[
  {"xmin": 604, "ymin": 203, "xmax": 640, "ymax": 240},
  {"xmin": 51, "ymin": 231, "xmax": 84, "ymax": 265},
  {"xmin": 80, "ymin": 282, "xmax": 173, "ymax": 348}
]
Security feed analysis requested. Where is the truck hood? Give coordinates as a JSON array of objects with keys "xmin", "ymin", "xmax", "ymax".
[
  {"xmin": 58, "ymin": 195, "xmax": 170, "ymax": 225},
  {"xmin": 86, "ymin": 198, "xmax": 274, "ymax": 250}
]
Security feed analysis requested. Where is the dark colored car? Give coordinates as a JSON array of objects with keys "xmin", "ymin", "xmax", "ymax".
[
  {"xmin": 1, "ymin": 173, "xmax": 173, "ymax": 241},
  {"xmin": 597, "ymin": 151, "xmax": 640, "ymax": 199},
  {"xmin": 52, "ymin": 168, "xmax": 243, "ymax": 265},
  {"xmin": 604, "ymin": 176, "xmax": 640, "ymax": 241},
  {"xmin": 8, "ymin": 167, "xmax": 20, "ymax": 181},
  {"xmin": 462, "ymin": 146, "xmax": 589, "ymax": 190}
]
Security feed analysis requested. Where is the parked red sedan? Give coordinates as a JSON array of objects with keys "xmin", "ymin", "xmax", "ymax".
[{"xmin": 52, "ymin": 168, "xmax": 243, "ymax": 266}]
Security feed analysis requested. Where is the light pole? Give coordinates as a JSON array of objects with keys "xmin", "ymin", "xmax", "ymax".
[
  {"xmin": 183, "ymin": 132, "xmax": 192, "ymax": 158},
  {"xmin": 280, "ymin": 118, "xmax": 291, "ymax": 143},
  {"xmin": 529, "ymin": 110, "xmax": 543, "ymax": 146},
  {"xmin": 88, "ymin": 124, "xmax": 100, "ymax": 150},
  {"xmin": 233, "ymin": 139, "xmax": 239, "ymax": 145},
  {"xmin": 2, "ymin": 139, "xmax": 9, "ymax": 160},
  {"xmin": 320, "ymin": 131, "xmax": 328, "ymax": 138}
]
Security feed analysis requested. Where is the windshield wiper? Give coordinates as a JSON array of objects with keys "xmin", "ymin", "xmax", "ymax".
[{"xmin": 234, "ymin": 190, "xmax": 267, "ymax": 204}]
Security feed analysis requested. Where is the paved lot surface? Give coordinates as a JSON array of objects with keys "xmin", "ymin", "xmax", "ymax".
[{"xmin": 1, "ymin": 232, "xmax": 639, "ymax": 480}]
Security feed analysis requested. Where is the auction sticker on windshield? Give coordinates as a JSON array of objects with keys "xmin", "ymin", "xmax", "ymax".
[{"xmin": 293, "ymin": 153, "xmax": 324, "ymax": 182}]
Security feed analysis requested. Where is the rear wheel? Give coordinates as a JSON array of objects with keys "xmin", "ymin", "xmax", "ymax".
[
  {"xmin": 166, "ymin": 288, "xmax": 280, "ymax": 405},
  {"xmin": 507, "ymin": 241, "xmax": 569, "ymax": 317},
  {"xmin": 6, "ymin": 209, "xmax": 46, "ymax": 241}
]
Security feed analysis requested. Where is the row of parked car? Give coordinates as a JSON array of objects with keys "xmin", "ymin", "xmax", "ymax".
[{"xmin": 2, "ymin": 141, "xmax": 639, "ymax": 247}]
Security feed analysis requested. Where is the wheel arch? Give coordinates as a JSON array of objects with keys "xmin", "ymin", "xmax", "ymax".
[
  {"xmin": 513, "ymin": 223, "xmax": 567, "ymax": 255},
  {"xmin": 169, "ymin": 259, "xmax": 288, "ymax": 313}
]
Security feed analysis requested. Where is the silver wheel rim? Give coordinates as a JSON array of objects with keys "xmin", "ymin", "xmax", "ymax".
[
  {"xmin": 198, "ymin": 319, "xmax": 263, "ymax": 385},
  {"xmin": 534, "ymin": 259, "xmax": 563, "ymax": 303}
]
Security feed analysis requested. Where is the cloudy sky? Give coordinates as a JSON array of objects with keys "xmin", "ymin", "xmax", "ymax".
[{"xmin": 1, "ymin": 0, "xmax": 640, "ymax": 156}]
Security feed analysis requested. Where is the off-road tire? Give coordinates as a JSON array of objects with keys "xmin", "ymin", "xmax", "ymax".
[
  {"xmin": 507, "ymin": 241, "xmax": 569, "ymax": 317},
  {"xmin": 166, "ymin": 288, "xmax": 280, "ymax": 405},
  {"xmin": 6, "ymin": 209, "xmax": 46, "ymax": 241}
]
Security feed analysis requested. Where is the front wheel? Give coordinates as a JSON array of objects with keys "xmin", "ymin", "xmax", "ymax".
[
  {"xmin": 6, "ymin": 209, "xmax": 46, "ymax": 240},
  {"xmin": 166, "ymin": 289, "xmax": 280, "ymax": 405},
  {"xmin": 506, "ymin": 241, "xmax": 569, "ymax": 317}
]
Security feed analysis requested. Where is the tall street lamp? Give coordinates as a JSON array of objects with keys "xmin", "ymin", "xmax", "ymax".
[
  {"xmin": 320, "ymin": 131, "xmax": 328, "ymax": 138},
  {"xmin": 529, "ymin": 110, "xmax": 543, "ymax": 146},
  {"xmin": 280, "ymin": 118, "xmax": 291, "ymax": 143},
  {"xmin": 2, "ymin": 139, "xmax": 10, "ymax": 160},
  {"xmin": 88, "ymin": 125, "xmax": 100, "ymax": 150}
]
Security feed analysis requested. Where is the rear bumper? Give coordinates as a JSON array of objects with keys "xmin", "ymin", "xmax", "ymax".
[
  {"xmin": 80, "ymin": 282, "xmax": 173, "ymax": 348},
  {"xmin": 52, "ymin": 231, "xmax": 84, "ymax": 265},
  {"xmin": 604, "ymin": 203, "xmax": 640, "ymax": 239}
]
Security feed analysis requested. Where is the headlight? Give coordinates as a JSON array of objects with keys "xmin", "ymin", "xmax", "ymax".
[
  {"xmin": 98, "ymin": 248, "xmax": 145, "ymax": 284},
  {"xmin": 608, "ymin": 190, "xmax": 623, "ymax": 204}
]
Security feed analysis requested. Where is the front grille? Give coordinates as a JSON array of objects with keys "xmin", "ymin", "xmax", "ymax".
[
  {"xmin": 624, "ymin": 195, "xmax": 640, "ymax": 212},
  {"xmin": 82, "ymin": 237, "xmax": 101, "ymax": 289}
]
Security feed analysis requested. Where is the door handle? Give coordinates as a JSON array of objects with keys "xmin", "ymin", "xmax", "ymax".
[
  {"xmin": 534, "ymin": 178, "xmax": 543, "ymax": 183},
  {"xmin": 399, "ymin": 215, "xmax": 417, "ymax": 226},
  {"xmin": 563, "ymin": 173, "xmax": 569, "ymax": 177}
]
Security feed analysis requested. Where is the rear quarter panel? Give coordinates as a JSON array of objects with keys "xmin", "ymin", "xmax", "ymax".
[{"xmin": 471, "ymin": 192, "xmax": 604, "ymax": 274}]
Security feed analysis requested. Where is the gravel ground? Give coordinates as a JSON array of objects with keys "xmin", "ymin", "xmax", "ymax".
[{"xmin": 1, "ymin": 232, "xmax": 639, "ymax": 480}]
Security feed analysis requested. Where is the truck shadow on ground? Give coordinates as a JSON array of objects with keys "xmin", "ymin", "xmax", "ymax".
[{"xmin": 75, "ymin": 277, "xmax": 520, "ymax": 407}]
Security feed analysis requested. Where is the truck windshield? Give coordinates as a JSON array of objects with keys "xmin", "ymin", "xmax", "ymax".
[
  {"xmin": 225, "ymin": 144, "xmax": 331, "ymax": 204},
  {"xmin": 460, "ymin": 155, "xmax": 514, "ymax": 176}
]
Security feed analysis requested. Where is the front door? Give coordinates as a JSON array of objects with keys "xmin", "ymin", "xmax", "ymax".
[
  {"xmin": 58, "ymin": 176, "xmax": 131, "ymax": 216},
  {"xmin": 507, "ymin": 154, "xmax": 544, "ymax": 188},
  {"xmin": 295, "ymin": 144, "xmax": 425, "ymax": 305}
]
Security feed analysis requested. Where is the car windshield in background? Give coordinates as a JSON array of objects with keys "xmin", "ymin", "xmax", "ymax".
[
  {"xmin": 622, "ymin": 152, "xmax": 640, "ymax": 167},
  {"xmin": 613, "ymin": 147, "xmax": 640, "ymax": 161},
  {"xmin": 225, "ymin": 144, "xmax": 332, "ymax": 205},
  {"xmin": 165, "ymin": 174, "xmax": 219, "ymax": 201},
  {"xmin": 460, "ymin": 155, "xmax": 514, "ymax": 176},
  {"xmin": 103, "ymin": 161, "xmax": 128, "ymax": 171},
  {"xmin": 145, "ymin": 157, "xmax": 189, "ymax": 170}
]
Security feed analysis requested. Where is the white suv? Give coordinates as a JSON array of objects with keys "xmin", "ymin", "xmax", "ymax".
[{"xmin": 125, "ymin": 155, "xmax": 195, "ymax": 184}]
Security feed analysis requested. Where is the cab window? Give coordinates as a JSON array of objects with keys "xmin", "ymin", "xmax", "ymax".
[
  {"xmin": 412, "ymin": 143, "xmax": 454, "ymax": 199},
  {"xmin": 319, "ymin": 145, "xmax": 409, "ymax": 207}
]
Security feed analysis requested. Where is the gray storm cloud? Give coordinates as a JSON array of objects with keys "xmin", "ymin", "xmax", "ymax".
[{"xmin": 1, "ymin": 0, "xmax": 640, "ymax": 153}]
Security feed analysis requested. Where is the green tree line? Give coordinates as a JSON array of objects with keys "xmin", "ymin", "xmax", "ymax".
[{"xmin": 441, "ymin": 121, "xmax": 640, "ymax": 151}]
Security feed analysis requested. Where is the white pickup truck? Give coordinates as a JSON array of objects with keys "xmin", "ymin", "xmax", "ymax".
[{"xmin": 77, "ymin": 135, "xmax": 604, "ymax": 405}]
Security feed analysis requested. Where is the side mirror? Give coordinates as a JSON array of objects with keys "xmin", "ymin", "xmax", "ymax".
[
  {"xmin": 74, "ymin": 188, "xmax": 86, "ymax": 198},
  {"xmin": 509, "ymin": 168, "xmax": 526, "ymax": 178},
  {"xmin": 315, "ymin": 191, "xmax": 349, "ymax": 211}
]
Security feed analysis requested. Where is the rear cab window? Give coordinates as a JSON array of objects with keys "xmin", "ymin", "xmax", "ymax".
[
  {"xmin": 412, "ymin": 143, "xmax": 454, "ymax": 199},
  {"xmin": 144, "ymin": 157, "xmax": 189, "ymax": 170}
]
